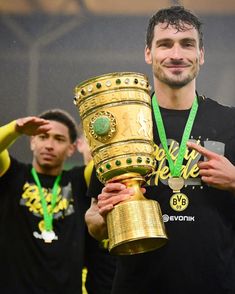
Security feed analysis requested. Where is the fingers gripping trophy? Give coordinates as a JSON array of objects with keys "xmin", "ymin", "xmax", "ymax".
[{"xmin": 74, "ymin": 72, "xmax": 168, "ymax": 255}]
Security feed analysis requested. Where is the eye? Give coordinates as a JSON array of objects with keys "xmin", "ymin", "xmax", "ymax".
[
  {"xmin": 55, "ymin": 136, "xmax": 66, "ymax": 143},
  {"xmin": 185, "ymin": 42, "xmax": 193, "ymax": 47},
  {"xmin": 182, "ymin": 40, "xmax": 196, "ymax": 48},
  {"xmin": 157, "ymin": 42, "xmax": 171, "ymax": 48},
  {"xmin": 38, "ymin": 134, "xmax": 47, "ymax": 140}
]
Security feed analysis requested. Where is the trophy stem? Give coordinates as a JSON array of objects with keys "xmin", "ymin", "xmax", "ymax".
[
  {"xmin": 106, "ymin": 173, "xmax": 168, "ymax": 255},
  {"xmin": 109, "ymin": 172, "xmax": 146, "ymax": 201}
]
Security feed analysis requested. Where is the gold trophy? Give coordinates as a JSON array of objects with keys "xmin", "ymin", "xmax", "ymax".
[{"xmin": 74, "ymin": 72, "xmax": 168, "ymax": 255}]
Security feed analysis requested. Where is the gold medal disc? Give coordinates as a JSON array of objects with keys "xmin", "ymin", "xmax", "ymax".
[{"xmin": 168, "ymin": 177, "xmax": 184, "ymax": 192}]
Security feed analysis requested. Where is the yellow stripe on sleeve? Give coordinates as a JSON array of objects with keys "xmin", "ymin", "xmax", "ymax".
[
  {"xmin": 0, "ymin": 149, "xmax": 10, "ymax": 177},
  {"xmin": 0, "ymin": 120, "xmax": 20, "ymax": 153},
  {"xmin": 84, "ymin": 160, "xmax": 94, "ymax": 187}
]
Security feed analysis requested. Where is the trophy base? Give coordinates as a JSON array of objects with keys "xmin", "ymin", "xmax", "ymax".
[{"xmin": 107, "ymin": 199, "xmax": 168, "ymax": 255}]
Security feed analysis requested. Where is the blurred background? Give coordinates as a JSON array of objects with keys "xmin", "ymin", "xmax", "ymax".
[{"xmin": 0, "ymin": 0, "xmax": 235, "ymax": 166}]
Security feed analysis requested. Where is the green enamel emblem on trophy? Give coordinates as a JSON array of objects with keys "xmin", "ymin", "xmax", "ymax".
[
  {"xmin": 90, "ymin": 111, "xmax": 117, "ymax": 142},
  {"xmin": 93, "ymin": 116, "xmax": 111, "ymax": 136}
]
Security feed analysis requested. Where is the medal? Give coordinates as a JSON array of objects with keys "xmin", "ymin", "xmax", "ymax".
[
  {"xmin": 168, "ymin": 177, "xmax": 184, "ymax": 193},
  {"xmin": 31, "ymin": 168, "xmax": 62, "ymax": 243},
  {"xmin": 168, "ymin": 177, "xmax": 188, "ymax": 211},
  {"xmin": 41, "ymin": 230, "xmax": 57, "ymax": 243},
  {"xmin": 152, "ymin": 94, "xmax": 198, "ymax": 211}
]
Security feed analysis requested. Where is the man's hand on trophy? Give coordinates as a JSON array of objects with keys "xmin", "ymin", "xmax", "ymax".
[{"xmin": 97, "ymin": 183, "xmax": 134, "ymax": 217}]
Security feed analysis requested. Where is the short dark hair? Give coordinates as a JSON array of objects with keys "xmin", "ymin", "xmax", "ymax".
[
  {"xmin": 39, "ymin": 109, "xmax": 77, "ymax": 143},
  {"xmin": 146, "ymin": 6, "xmax": 203, "ymax": 49}
]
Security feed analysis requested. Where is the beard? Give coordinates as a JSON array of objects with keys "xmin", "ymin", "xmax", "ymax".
[{"xmin": 153, "ymin": 59, "xmax": 200, "ymax": 89}]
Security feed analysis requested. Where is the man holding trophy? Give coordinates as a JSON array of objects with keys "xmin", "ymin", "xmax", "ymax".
[{"xmin": 74, "ymin": 6, "xmax": 235, "ymax": 294}]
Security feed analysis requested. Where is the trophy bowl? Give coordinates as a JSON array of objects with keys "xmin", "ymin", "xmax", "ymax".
[{"xmin": 74, "ymin": 72, "xmax": 168, "ymax": 255}]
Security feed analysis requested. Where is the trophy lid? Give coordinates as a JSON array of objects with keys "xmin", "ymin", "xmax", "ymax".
[{"xmin": 73, "ymin": 72, "xmax": 151, "ymax": 107}]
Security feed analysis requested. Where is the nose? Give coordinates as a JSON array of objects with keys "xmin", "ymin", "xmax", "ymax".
[
  {"xmin": 44, "ymin": 138, "xmax": 54, "ymax": 149},
  {"xmin": 170, "ymin": 44, "xmax": 183, "ymax": 60}
]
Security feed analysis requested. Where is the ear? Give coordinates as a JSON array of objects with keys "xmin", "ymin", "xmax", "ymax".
[
  {"xmin": 30, "ymin": 136, "xmax": 35, "ymax": 151},
  {"xmin": 76, "ymin": 138, "xmax": 84, "ymax": 153},
  {"xmin": 67, "ymin": 143, "xmax": 76, "ymax": 158},
  {"xmin": 199, "ymin": 47, "xmax": 205, "ymax": 66},
  {"xmin": 145, "ymin": 45, "xmax": 152, "ymax": 65}
]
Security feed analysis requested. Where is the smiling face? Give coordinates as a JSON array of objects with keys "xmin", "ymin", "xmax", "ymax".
[
  {"xmin": 145, "ymin": 22, "xmax": 204, "ymax": 89},
  {"xmin": 30, "ymin": 120, "xmax": 75, "ymax": 175}
]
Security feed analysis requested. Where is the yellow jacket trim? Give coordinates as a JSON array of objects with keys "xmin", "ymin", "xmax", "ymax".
[
  {"xmin": 84, "ymin": 160, "xmax": 94, "ymax": 187},
  {"xmin": 0, "ymin": 120, "xmax": 20, "ymax": 176}
]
